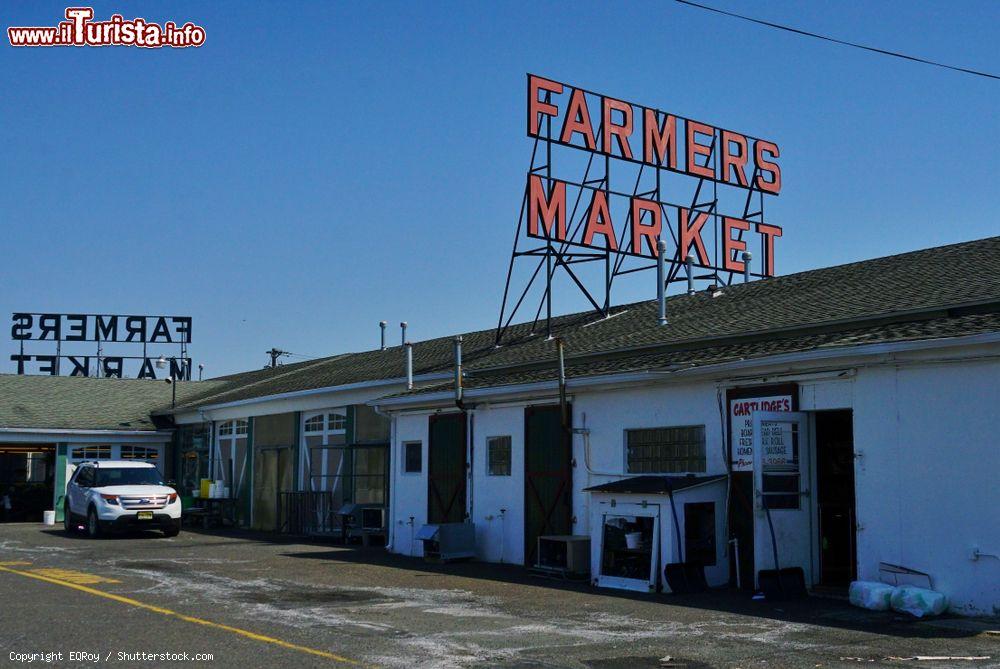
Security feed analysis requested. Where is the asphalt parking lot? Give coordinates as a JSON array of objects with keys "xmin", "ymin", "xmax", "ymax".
[{"xmin": 0, "ymin": 524, "xmax": 995, "ymax": 668}]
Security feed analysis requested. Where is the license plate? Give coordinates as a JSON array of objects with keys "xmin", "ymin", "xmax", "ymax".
[{"xmin": 137, "ymin": 511, "xmax": 153, "ymax": 520}]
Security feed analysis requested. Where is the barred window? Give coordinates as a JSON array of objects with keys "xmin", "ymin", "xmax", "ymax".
[
  {"xmin": 487, "ymin": 436, "xmax": 512, "ymax": 476},
  {"xmin": 625, "ymin": 426, "xmax": 706, "ymax": 473}
]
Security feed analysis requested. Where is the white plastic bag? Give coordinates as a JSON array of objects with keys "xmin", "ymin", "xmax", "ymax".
[
  {"xmin": 889, "ymin": 585, "xmax": 948, "ymax": 617},
  {"xmin": 849, "ymin": 580, "xmax": 894, "ymax": 611}
]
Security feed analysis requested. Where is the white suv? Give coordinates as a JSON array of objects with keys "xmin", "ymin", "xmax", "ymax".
[{"xmin": 64, "ymin": 461, "xmax": 182, "ymax": 538}]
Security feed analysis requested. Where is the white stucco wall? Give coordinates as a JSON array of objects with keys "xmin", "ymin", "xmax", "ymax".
[
  {"xmin": 388, "ymin": 412, "xmax": 431, "ymax": 557},
  {"xmin": 470, "ymin": 405, "xmax": 527, "ymax": 565},
  {"xmin": 852, "ymin": 360, "xmax": 1000, "ymax": 615},
  {"xmin": 384, "ymin": 348, "xmax": 999, "ymax": 614},
  {"xmin": 571, "ymin": 380, "xmax": 729, "ymax": 539}
]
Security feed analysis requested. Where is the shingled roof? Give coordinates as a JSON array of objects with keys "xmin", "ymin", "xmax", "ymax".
[
  {"xmin": 175, "ymin": 235, "xmax": 1000, "ymax": 409},
  {"xmin": 9, "ymin": 236, "xmax": 996, "ymax": 426},
  {"xmin": 0, "ymin": 375, "xmax": 227, "ymax": 432}
]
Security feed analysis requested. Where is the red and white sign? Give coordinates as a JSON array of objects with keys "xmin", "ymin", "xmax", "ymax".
[
  {"xmin": 525, "ymin": 74, "xmax": 783, "ymax": 277},
  {"xmin": 729, "ymin": 395, "xmax": 792, "ymax": 471}
]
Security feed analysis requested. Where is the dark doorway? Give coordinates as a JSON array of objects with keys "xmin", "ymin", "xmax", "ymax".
[
  {"xmin": 524, "ymin": 404, "xmax": 572, "ymax": 567},
  {"xmin": 0, "ymin": 447, "xmax": 55, "ymax": 523},
  {"xmin": 427, "ymin": 413, "xmax": 467, "ymax": 524},
  {"xmin": 815, "ymin": 410, "xmax": 856, "ymax": 587}
]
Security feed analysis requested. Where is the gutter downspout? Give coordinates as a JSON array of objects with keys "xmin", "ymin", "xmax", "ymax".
[
  {"xmin": 372, "ymin": 403, "xmax": 397, "ymax": 552},
  {"xmin": 557, "ymin": 338, "xmax": 569, "ymax": 434},
  {"xmin": 453, "ymin": 336, "xmax": 474, "ymax": 524},
  {"xmin": 454, "ymin": 336, "xmax": 465, "ymax": 412}
]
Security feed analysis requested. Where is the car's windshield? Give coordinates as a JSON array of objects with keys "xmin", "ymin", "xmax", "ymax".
[{"xmin": 95, "ymin": 467, "xmax": 164, "ymax": 487}]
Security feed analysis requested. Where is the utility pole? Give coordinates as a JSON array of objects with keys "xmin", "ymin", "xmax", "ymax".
[{"xmin": 266, "ymin": 348, "xmax": 287, "ymax": 368}]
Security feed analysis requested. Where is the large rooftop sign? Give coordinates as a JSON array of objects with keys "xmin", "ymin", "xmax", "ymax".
[
  {"xmin": 10, "ymin": 313, "xmax": 192, "ymax": 379},
  {"xmin": 496, "ymin": 74, "xmax": 784, "ymax": 343}
]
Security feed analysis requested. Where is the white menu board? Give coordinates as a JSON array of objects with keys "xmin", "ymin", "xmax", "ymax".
[{"xmin": 729, "ymin": 395, "xmax": 793, "ymax": 471}]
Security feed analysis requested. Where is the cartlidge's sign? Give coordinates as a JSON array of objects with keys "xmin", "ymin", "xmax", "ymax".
[
  {"xmin": 525, "ymin": 75, "xmax": 783, "ymax": 276},
  {"xmin": 10, "ymin": 313, "xmax": 192, "ymax": 379}
]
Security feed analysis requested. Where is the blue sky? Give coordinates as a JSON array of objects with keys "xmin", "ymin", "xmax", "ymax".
[{"xmin": 2, "ymin": 1, "xmax": 998, "ymax": 377}]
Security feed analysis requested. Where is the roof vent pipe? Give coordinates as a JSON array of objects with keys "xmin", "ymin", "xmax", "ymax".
[
  {"xmin": 685, "ymin": 254, "xmax": 696, "ymax": 295},
  {"xmin": 379, "ymin": 321, "xmax": 387, "ymax": 350},
  {"xmin": 405, "ymin": 342, "xmax": 413, "ymax": 390},
  {"xmin": 400, "ymin": 321, "xmax": 407, "ymax": 346},
  {"xmin": 656, "ymin": 239, "xmax": 668, "ymax": 326},
  {"xmin": 453, "ymin": 336, "xmax": 464, "ymax": 409},
  {"xmin": 742, "ymin": 251, "xmax": 752, "ymax": 284}
]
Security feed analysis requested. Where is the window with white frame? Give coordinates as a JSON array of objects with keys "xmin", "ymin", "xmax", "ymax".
[
  {"xmin": 70, "ymin": 445, "xmax": 111, "ymax": 461},
  {"xmin": 625, "ymin": 426, "xmax": 706, "ymax": 473},
  {"xmin": 301, "ymin": 409, "xmax": 348, "ymax": 496},
  {"xmin": 120, "ymin": 445, "xmax": 159, "ymax": 461},
  {"xmin": 487, "ymin": 436, "xmax": 512, "ymax": 476},
  {"xmin": 215, "ymin": 419, "xmax": 250, "ymax": 496}
]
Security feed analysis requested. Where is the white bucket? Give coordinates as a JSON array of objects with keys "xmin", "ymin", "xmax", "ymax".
[
  {"xmin": 625, "ymin": 532, "xmax": 643, "ymax": 550},
  {"xmin": 43, "ymin": 510, "xmax": 56, "ymax": 526}
]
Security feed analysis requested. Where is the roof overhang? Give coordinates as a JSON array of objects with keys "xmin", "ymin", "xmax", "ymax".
[
  {"xmin": 0, "ymin": 427, "xmax": 174, "ymax": 445},
  {"xmin": 166, "ymin": 373, "xmax": 452, "ymax": 423},
  {"xmin": 371, "ymin": 330, "xmax": 1000, "ymax": 411}
]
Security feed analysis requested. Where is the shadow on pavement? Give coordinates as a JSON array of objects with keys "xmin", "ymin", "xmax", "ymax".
[{"xmin": 47, "ymin": 526, "xmax": 990, "ymax": 641}]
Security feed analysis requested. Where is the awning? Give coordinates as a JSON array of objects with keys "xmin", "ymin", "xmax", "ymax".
[{"xmin": 584, "ymin": 474, "xmax": 726, "ymax": 495}]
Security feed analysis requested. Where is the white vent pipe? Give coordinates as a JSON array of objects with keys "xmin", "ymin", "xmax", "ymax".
[{"xmin": 656, "ymin": 239, "xmax": 667, "ymax": 326}]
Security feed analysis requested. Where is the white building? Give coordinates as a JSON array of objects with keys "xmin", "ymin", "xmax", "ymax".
[
  {"xmin": 373, "ymin": 236, "xmax": 1000, "ymax": 615},
  {"xmin": 11, "ymin": 236, "xmax": 998, "ymax": 616}
]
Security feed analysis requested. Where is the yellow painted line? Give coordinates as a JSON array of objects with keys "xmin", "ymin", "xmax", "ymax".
[
  {"xmin": 0, "ymin": 563, "xmax": 367, "ymax": 666},
  {"xmin": 28, "ymin": 568, "xmax": 120, "ymax": 584}
]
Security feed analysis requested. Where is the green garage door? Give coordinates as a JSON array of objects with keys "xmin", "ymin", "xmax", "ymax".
[
  {"xmin": 427, "ymin": 413, "xmax": 467, "ymax": 524},
  {"xmin": 524, "ymin": 404, "xmax": 572, "ymax": 566}
]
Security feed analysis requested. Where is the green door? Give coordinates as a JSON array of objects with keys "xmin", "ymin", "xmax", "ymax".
[
  {"xmin": 427, "ymin": 413, "xmax": 466, "ymax": 524},
  {"xmin": 524, "ymin": 404, "xmax": 572, "ymax": 566}
]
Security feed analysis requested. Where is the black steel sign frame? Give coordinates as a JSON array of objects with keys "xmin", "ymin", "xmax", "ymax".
[
  {"xmin": 10, "ymin": 312, "xmax": 193, "ymax": 379},
  {"xmin": 495, "ymin": 74, "xmax": 784, "ymax": 344}
]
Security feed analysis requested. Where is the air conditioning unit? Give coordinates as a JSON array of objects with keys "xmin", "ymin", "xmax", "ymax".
[
  {"xmin": 416, "ymin": 522, "xmax": 476, "ymax": 563},
  {"xmin": 535, "ymin": 535, "xmax": 591, "ymax": 578}
]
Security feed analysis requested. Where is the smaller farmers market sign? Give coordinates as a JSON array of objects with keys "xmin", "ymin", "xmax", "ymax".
[{"xmin": 10, "ymin": 313, "xmax": 192, "ymax": 379}]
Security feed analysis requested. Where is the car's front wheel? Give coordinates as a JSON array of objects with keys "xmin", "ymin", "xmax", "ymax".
[
  {"xmin": 162, "ymin": 522, "xmax": 180, "ymax": 538},
  {"xmin": 63, "ymin": 502, "xmax": 73, "ymax": 534},
  {"xmin": 86, "ymin": 507, "xmax": 101, "ymax": 538}
]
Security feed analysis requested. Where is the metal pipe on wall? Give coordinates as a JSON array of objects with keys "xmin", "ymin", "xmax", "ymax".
[
  {"xmin": 379, "ymin": 321, "xmax": 387, "ymax": 350},
  {"xmin": 657, "ymin": 239, "xmax": 668, "ymax": 326},
  {"xmin": 556, "ymin": 338, "xmax": 568, "ymax": 431},
  {"xmin": 453, "ymin": 336, "xmax": 464, "ymax": 409},
  {"xmin": 400, "ymin": 321, "xmax": 407, "ymax": 346},
  {"xmin": 742, "ymin": 251, "xmax": 752, "ymax": 284},
  {"xmin": 686, "ymin": 254, "xmax": 696, "ymax": 295}
]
